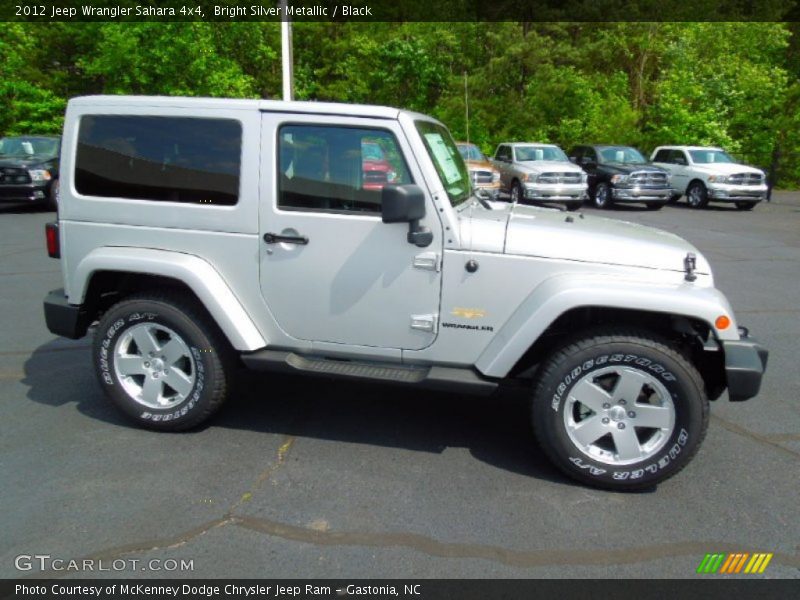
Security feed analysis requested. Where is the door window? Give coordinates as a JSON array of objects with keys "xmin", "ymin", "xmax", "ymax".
[{"xmin": 278, "ymin": 125, "xmax": 411, "ymax": 214}]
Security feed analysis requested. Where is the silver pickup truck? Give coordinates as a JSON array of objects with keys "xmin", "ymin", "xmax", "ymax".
[
  {"xmin": 43, "ymin": 96, "xmax": 767, "ymax": 491},
  {"xmin": 492, "ymin": 142, "xmax": 588, "ymax": 210}
]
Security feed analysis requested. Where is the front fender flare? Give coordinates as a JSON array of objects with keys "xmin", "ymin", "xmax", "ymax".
[
  {"xmin": 475, "ymin": 274, "xmax": 737, "ymax": 378},
  {"xmin": 72, "ymin": 247, "xmax": 267, "ymax": 351}
]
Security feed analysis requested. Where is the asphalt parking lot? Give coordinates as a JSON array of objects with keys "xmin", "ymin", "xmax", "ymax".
[{"xmin": 1, "ymin": 194, "xmax": 798, "ymax": 580}]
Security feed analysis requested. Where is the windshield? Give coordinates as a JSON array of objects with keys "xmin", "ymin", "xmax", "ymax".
[
  {"xmin": 457, "ymin": 144, "xmax": 485, "ymax": 161},
  {"xmin": 0, "ymin": 136, "xmax": 59, "ymax": 158},
  {"xmin": 415, "ymin": 120, "xmax": 471, "ymax": 207},
  {"xmin": 598, "ymin": 146, "xmax": 646, "ymax": 164},
  {"xmin": 689, "ymin": 149, "xmax": 735, "ymax": 164},
  {"xmin": 515, "ymin": 145, "xmax": 568, "ymax": 162}
]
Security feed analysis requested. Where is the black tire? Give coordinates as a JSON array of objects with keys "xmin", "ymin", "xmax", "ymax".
[
  {"xmin": 668, "ymin": 193, "xmax": 681, "ymax": 204},
  {"xmin": 686, "ymin": 182, "xmax": 709, "ymax": 208},
  {"xmin": 531, "ymin": 328, "xmax": 709, "ymax": 491},
  {"xmin": 93, "ymin": 292, "xmax": 233, "ymax": 431},
  {"xmin": 593, "ymin": 183, "xmax": 612, "ymax": 209},
  {"xmin": 566, "ymin": 200, "xmax": 582, "ymax": 211},
  {"xmin": 645, "ymin": 201, "xmax": 666, "ymax": 211},
  {"xmin": 510, "ymin": 180, "xmax": 524, "ymax": 204},
  {"xmin": 735, "ymin": 201, "xmax": 756, "ymax": 211}
]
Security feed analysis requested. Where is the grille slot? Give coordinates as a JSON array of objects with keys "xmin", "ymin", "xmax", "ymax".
[
  {"xmin": 0, "ymin": 167, "xmax": 31, "ymax": 184},
  {"xmin": 538, "ymin": 172, "xmax": 582, "ymax": 184},
  {"xmin": 629, "ymin": 171, "xmax": 668, "ymax": 186},
  {"xmin": 727, "ymin": 173, "xmax": 764, "ymax": 186}
]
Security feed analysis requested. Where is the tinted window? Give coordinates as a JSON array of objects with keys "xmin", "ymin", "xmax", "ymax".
[
  {"xmin": 0, "ymin": 136, "xmax": 60, "ymax": 159},
  {"xmin": 75, "ymin": 115, "xmax": 241, "ymax": 205},
  {"xmin": 584, "ymin": 147, "xmax": 597, "ymax": 162},
  {"xmin": 670, "ymin": 150, "xmax": 689, "ymax": 164},
  {"xmin": 689, "ymin": 149, "xmax": 734, "ymax": 164},
  {"xmin": 495, "ymin": 145, "xmax": 510, "ymax": 161},
  {"xmin": 514, "ymin": 145, "xmax": 568, "ymax": 162},
  {"xmin": 278, "ymin": 125, "xmax": 411, "ymax": 214},
  {"xmin": 598, "ymin": 146, "xmax": 647, "ymax": 164},
  {"xmin": 653, "ymin": 149, "xmax": 670, "ymax": 162}
]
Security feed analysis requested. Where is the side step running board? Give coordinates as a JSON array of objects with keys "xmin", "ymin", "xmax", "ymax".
[{"xmin": 240, "ymin": 350, "xmax": 498, "ymax": 395}]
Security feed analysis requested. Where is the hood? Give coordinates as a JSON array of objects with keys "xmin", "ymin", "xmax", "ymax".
[
  {"xmin": 0, "ymin": 155, "xmax": 54, "ymax": 168},
  {"xmin": 516, "ymin": 160, "xmax": 583, "ymax": 174},
  {"xmin": 459, "ymin": 202, "xmax": 710, "ymax": 274},
  {"xmin": 601, "ymin": 162, "xmax": 668, "ymax": 175},
  {"xmin": 465, "ymin": 158, "xmax": 496, "ymax": 171},
  {"xmin": 691, "ymin": 162, "xmax": 764, "ymax": 176}
]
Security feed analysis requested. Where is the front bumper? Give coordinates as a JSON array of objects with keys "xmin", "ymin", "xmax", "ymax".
[
  {"xmin": 722, "ymin": 330, "xmax": 769, "ymax": 401},
  {"xmin": 708, "ymin": 183, "xmax": 768, "ymax": 202},
  {"xmin": 0, "ymin": 183, "xmax": 49, "ymax": 203},
  {"xmin": 44, "ymin": 289, "xmax": 90, "ymax": 339},
  {"xmin": 611, "ymin": 186, "xmax": 672, "ymax": 202},
  {"xmin": 523, "ymin": 183, "xmax": 587, "ymax": 202}
]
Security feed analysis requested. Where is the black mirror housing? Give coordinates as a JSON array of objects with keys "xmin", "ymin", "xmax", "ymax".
[{"xmin": 381, "ymin": 184, "xmax": 426, "ymax": 223}]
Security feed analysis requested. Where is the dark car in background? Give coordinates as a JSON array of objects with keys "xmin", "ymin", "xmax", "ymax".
[
  {"xmin": 569, "ymin": 144, "xmax": 672, "ymax": 210},
  {"xmin": 0, "ymin": 135, "xmax": 61, "ymax": 210}
]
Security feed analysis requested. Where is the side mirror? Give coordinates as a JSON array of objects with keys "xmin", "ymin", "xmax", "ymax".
[{"xmin": 381, "ymin": 184, "xmax": 432, "ymax": 247}]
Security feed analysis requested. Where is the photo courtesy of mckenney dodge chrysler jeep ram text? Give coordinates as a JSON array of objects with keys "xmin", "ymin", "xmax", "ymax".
[{"xmin": 43, "ymin": 96, "xmax": 767, "ymax": 491}]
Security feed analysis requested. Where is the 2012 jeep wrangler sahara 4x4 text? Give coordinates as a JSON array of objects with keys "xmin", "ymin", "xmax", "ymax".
[{"xmin": 43, "ymin": 96, "xmax": 768, "ymax": 491}]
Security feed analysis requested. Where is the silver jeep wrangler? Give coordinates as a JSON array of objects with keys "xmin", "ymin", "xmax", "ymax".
[{"xmin": 43, "ymin": 96, "xmax": 768, "ymax": 491}]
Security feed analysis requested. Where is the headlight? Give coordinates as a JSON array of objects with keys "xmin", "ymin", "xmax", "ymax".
[
  {"xmin": 492, "ymin": 170, "xmax": 500, "ymax": 183},
  {"xmin": 708, "ymin": 175, "xmax": 727, "ymax": 183},
  {"xmin": 611, "ymin": 174, "xmax": 628, "ymax": 185},
  {"xmin": 525, "ymin": 172, "xmax": 538, "ymax": 183},
  {"xmin": 28, "ymin": 169, "xmax": 51, "ymax": 182}
]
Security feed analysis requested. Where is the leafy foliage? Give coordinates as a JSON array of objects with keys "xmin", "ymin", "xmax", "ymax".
[{"xmin": 1, "ymin": 21, "xmax": 799, "ymax": 185}]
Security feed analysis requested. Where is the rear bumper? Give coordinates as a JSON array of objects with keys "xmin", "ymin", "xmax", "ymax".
[
  {"xmin": 43, "ymin": 289, "xmax": 90, "ymax": 339},
  {"xmin": 723, "ymin": 331, "xmax": 769, "ymax": 401}
]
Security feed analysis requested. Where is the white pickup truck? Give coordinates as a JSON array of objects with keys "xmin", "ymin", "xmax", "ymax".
[{"xmin": 650, "ymin": 146, "xmax": 768, "ymax": 210}]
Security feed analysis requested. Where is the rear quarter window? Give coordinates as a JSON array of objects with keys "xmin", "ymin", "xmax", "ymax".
[{"xmin": 74, "ymin": 115, "xmax": 242, "ymax": 205}]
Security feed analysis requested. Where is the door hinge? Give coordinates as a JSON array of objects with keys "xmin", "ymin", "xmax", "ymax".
[
  {"xmin": 410, "ymin": 314, "xmax": 438, "ymax": 332},
  {"xmin": 413, "ymin": 252, "xmax": 440, "ymax": 272}
]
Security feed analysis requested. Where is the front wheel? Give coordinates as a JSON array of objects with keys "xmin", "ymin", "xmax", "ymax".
[
  {"xmin": 687, "ymin": 182, "xmax": 709, "ymax": 208},
  {"xmin": 531, "ymin": 328, "xmax": 709, "ymax": 490},
  {"xmin": 593, "ymin": 183, "xmax": 612, "ymax": 209},
  {"xmin": 47, "ymin": 178, "xmax": 59, "ymax": 212},
  {"xmin": 93, "ymin": 292, "xmax": 233, "ymax": 431},
  {"xmin": 510, "ymin": 180, "xmax": 524, "ymax": 204}
]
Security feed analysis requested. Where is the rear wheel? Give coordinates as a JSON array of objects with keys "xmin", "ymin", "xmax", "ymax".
[
  {"xmin": 687, "ymin": 182, "xmax": 709, "ymax": 208},
  {"xmin": 735, "ymin": 201, "xmax": 756, "ymax": 211},
  {"xmin": 531, "ymin": 328, "xmax": 708, "ymax": 490},
  {"xmin": 594, "ymin": 183, "xmax": 612, "ymax": 209},
  {"xmin": 93, "ymin": 292, "xmax": 233, "ymax": 431}
]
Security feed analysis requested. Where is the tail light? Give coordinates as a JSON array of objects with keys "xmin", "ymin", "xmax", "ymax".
[{"xmin": 45, "ymin": 222, "xmax": 60, "ymax": 259}]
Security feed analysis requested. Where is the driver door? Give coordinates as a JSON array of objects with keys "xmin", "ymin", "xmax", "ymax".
[{"xmin": 258, "ymin": 113, "xmax": 443, "ymax": 351}]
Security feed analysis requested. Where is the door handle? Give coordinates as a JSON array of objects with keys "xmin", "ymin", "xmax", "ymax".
[{"xmin": 263, "ymin": 232, "xmax": 309, "ymax": 245}]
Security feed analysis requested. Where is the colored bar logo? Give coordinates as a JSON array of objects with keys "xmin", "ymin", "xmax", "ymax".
[{"xmin": 696, "ymin": 552, "xmax": 773, "ymax": 574}]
